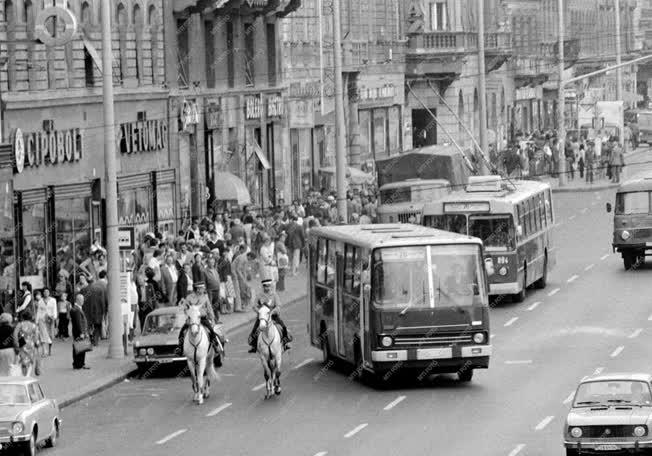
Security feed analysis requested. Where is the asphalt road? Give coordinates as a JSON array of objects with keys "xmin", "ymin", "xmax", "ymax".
[{"xmin": 43, "ymin": 150, "xmax": 652, "ymax": 456}]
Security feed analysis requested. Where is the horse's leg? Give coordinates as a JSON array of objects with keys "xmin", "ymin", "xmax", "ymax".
[
  {"xmin": 196, "ymin": 357, "xmax": 206, "ymax": 405},
  {"xmin": 274, "ymin": 352, "xmax": 282, "ymax": 395},
  {"xmin": 186, "ymin": 359, "xmax": 198, "ymax": 402},
  {"xmin": 261, "ymin": 357, "xmax": 271, "ymax": 399}
]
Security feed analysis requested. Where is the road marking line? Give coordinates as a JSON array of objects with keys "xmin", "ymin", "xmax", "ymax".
[
  {"xmin": 508, "ymin": 444, "xmax": 526, "ymax": 456},
  {"xmin": 313, "ymin": 453, "xmax": 328, "ymax": 456},
  {"xmin": 156, "ymin": 429, "xmax": 187, "ymax": 445},
  {"xmin": 206, "ymin": 402, "xmax": 232, "ymax": 417},
  {"xmin": 563, "ymin": 391, "xmax": 575, "ymax": 404},
  {"xmin": 505, "ymin": 360, "xmax": 532, "ymax": 365},
  {"xmin": 504, "ymin": 317, "xmax": 518, "ymax": 327},
  {"xmin": 252, "ymin": 383, "xmax": 266, "ymax": 391},
  {"xmin": 594, "ymin": 367, "xmax": 604, "ymax": 375},
  {"xmin": 293, "ymin": 358, "xmax": 314, "ymax": 370},
  {"xmin": 567, "ymin": 275, "xmax": 579, "ymax": 283},
  {"xmin": 585, "ymin": 264, "xmax": 595, "ymax": 271},
  {"xmin": 384, "ymin": 395, "xmax": 406, "ymax": 411},
  {"xmin": 344, "ymin": 423, "xmax": 368, "ymax": 438},
  {"xmin": 601, "ymin": 254, "xmax": 609, "ymax": 260},
  {"xmin": 535, "ymin": 416, "xmax": 555, "ymax": 431},
  {"xmin": 569, "ymin": 215, "xmax": 576, "ymax": 220},
  {"xmin": 527, "ymin": 301, "xmax": 541, "ymax": 311},
  {"xmin": 548, "ymin": 288, "xmax": 560, "ymax": 297},
  {"xmin": 611, "ymin": 346, "xmax": 624, "ymax": 358},
  {"xmin": 629, "ymin": 328, "xmax": 643, "ymax": 339}
]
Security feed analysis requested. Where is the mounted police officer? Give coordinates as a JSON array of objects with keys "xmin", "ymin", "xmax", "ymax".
[{"xmin": 248, "ymin": 279, "xmax": 292, "ymax": 353}]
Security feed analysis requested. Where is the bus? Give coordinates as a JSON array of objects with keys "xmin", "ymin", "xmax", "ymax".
[
  {"xmin": 422, "ymin": 176, "xmax": 556, "ymax": 302},
  {"xmin": 376, "ymin": 178, "xmax": 450, "ymax": 224},
  {"xmin": 606, "ymin": 172, "xmax": 652, "ymax": 270},
  {"xmin": 308, "ymin": 224, "xmax": 493, "ymax": 383}
]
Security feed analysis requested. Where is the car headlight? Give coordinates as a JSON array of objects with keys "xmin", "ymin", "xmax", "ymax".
[
  {"xmin": 634, "ymin": 426, "xmax": 646, "ymax": 437},
  {"xmin": 146, "ymin": 348, "xmax": 155, "ymax": 355},
  {"xmin": 498, "ymin": 267, "xmax": 508, "ymax": 276},
  {"xmin": 473, "ymin": 332, "xmax": 486, "ymax": 344},
  {"xmin": 139, "ymin": 349, "xmax": 146, "ymax": 356},
  {"xmin": 380, "ymin": 336, "xmax": 393, "ymax": 347},
  {"xmin": 570, "ymin": 427, "xmax": 582, "ymax": 438},
  {"xmin": 11, "ymin": 422, "xmax": 24, "ymax": 435},
  {"xmin": 621, "ymin": 230, "xmax": 631, "ymax": 240}
]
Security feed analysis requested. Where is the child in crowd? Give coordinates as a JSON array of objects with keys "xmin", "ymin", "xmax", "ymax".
[{"xmin": 57, "ymin": 292, "xmax": 71, "ymax": 339}]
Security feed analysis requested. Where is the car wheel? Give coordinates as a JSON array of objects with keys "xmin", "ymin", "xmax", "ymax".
[
  {"xmin": 565, "ymin": 449, "xmax": 579, "ymax": 456},
  {"xmin": 320, "ymin": 334, "xmax": 330, "ymax": 365},
  {"xmin": 44, "ymin": 420, "xmax": 59, "ymax": 448},
  {"xmin": 458, "ymin": 368, "xmax": 473, "ymax": 382},
  {"xmin": 534, "ymin": 254, "xmax": 548, "ymax": 289},
  {"xmin": 136, "ymin": 362, "xmax": 149, "ymax": 377},
  {"xmin": 623, "ymin": 251, "xmax": 635, "ymax": 270},
  {"xmin": 22, "ymin": 431, "xmax": 36, "ymax": 456},
  {"xmin": 513, "ymin": 269, "xmax": 527, "ymax": 303}
]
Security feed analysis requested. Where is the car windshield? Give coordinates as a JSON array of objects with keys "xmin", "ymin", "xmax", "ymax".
[
  {"xmin": 372, "ymin": 244, "xmax": 484, "ymax": 309},
  {"xmin": 615, "ymin": 191, "xmax": 651, "ymax": 214},
  {"xmin": 143, "ymin": 313, "xmax": 186, "ymax": 334},
  {"xmin": 574, "ymin": 380, "xmax": 652, "ymax": 407},
  {"xmin": 469, "ymin": 215, "xmax": 515, "ymax": 251},
  {"xmin": 0, "ymin": 385, "xmax": 29, "ymax": 405}
]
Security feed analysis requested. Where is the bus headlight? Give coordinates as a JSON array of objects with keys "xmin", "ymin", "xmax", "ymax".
[
  {"xmin": 621, "ymin": 230, "xmax": 631, "ymax": 240},
  {"xmin": 139, "ymin": 349, "xmax": 146, "ymax": 356},
  {"xmin": 634, "ymin": 426, "xmax": 646, "ymax": 437},
  {"xmin": 570, "ymin": 427, "xmax": 582, "ymax": 438},
  {"xmin": 498, "ymin": 266, "xmax": 508, "ymax": 276},
  {"xmin": 146, "ymin": 348, "xmax": 155, "ymax": 355},
  {"xmin": 473, "ymin": 333, "xmax": 485, "ymax": 344},
  {"xmin": 380, "ymin": 336, "xmax": 393, "ymax": 347}
]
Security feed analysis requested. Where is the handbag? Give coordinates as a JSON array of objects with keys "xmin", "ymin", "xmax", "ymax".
[{"xmin": 73, "ymin": 336, "xmax": 93, "ymax": 355}]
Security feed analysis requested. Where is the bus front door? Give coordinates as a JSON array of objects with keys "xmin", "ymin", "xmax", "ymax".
[{"xmin": 336, "ymin": 253, "xmax": 346, "ymax": 357}]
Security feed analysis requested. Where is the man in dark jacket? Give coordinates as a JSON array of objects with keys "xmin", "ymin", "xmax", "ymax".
[
  {"xmin": 70, "ymin": 293, "xmax": 90, "ymax": 369},
  {"xmin": 84, "ymin": 271, "xmax": 108, "ymax": 346},
  {"xmin": 285, "ymin": 216, "xmax": 305, "ymax": 276}
]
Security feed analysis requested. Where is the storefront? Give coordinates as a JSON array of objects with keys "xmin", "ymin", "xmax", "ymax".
[
  {"xmin": 0, "ymin": 144, "xmax": 15, "ymax": 310},
  {"xmin": 288, "ymin": 81, "xmax": 318, "ymax": 201},
  {"xmin": 356, "ymin": 74, "xmax": 404, "ymax": 167}
]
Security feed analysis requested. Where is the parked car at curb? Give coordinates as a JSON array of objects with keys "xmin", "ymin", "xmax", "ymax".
[
  {"xmin": 0, "ymin": 376, "xmax": 61, "ymax": 456},
  {"xmin": 564, "ymin": 373, "xmax": 652, "ymax": 455}
]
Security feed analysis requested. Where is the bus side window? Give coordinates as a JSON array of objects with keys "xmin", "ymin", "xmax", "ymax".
[
  {"xmin": 532, "ymin": 197, "xmax": 540, "ymax": 231},
  {"xmin": 545, "ymin": 190, "xmax": 553, "ymax": 224},
  {"xmin": 343, "ymin": 244, "xmax": 355, "ymax": 293},
  {"xmin": 317, "ymin": 239, "xmax": 327, "ymax": 284},
  {"xmin": 516, "ymin": 204, "xmax": 522, "ymax": 241},
  {"xmin": 326, "ymin": 240, "xmax": 336, "ymax": 287},
  {"xmin": 538, "ymin": 194, "xmax": 546, "ymax": 227}
]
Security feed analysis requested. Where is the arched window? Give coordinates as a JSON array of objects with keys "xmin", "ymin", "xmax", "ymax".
[
  {"xmin": 21, "ymin": 0, "xmax": 30, "ymax": 23},
  {"xmin": 133, "ymin": 4, "xmax": 143, "ymax": 82},
  {"xmin": 148, "ymin": 4, "xmax": 159, "ymax": 84},
  {"xmin": 133, "ymin": 3, "xmax": 142, "ymax": 26},
  {"xmin": 457, "ymin": 90, "xmax": 464, "ymax": 146},
  {"xmin": 5, "ymin": 0, "xmax": 13, "ymax": 23},
  {"xmin": 501, "ymin": 86, "xmax": 505, "ymax": 116},
  {"xmin": 473, "ymin": 88, "xmax": 479, "ymax": 136},
  {"xmin": 117, "ymin": 2, "xmax": 127, "ymax": 26},
  {"xmin": 148, "ymin": 4, "xmax": 158, "ymax": 26},
  {"xmin": 81, "ymin": 1, "xmax": 91, "ymax": 24}
]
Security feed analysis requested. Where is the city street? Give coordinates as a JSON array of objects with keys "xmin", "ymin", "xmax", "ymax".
[{"xmin": 39, "ymin": 151, "xmax": 652, "ymax": 456}]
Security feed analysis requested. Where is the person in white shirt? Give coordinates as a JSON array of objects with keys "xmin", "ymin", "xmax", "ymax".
[
  {"xmin": 42, "ymin": 288, "xmax": 58, "ymax": 347},
  {"xmin": 147, "ymin": 249, "xmax": 163, "ymax": 283}
]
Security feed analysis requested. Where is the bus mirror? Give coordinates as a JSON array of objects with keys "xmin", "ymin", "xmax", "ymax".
[
  {"xmin": 484, "ymin": 258, "xmax": 495, "ymax": 277},
  {"xmin": 606, "ymin": 202, "xmax": 612, "ymax": 213},
  {"xmin": 516, "ymin": 225, "xmax": 523, "ymax": 237}
]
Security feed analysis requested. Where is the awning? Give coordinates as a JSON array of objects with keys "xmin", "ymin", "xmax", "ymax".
[
  {"xmin": 252, "ymin": 143, "xmax": 271, "ymax": 170},
  {"xmin": 213, "ymin": 172, "xmax": 251, "ymax": 205}
]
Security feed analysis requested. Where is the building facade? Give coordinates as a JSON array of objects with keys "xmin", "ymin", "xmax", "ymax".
[
  {"xmin": 0, "ymin": 0, "xmax": 175, "ymax": 292},
  {"xmin": 166, "ymin": 0, "xmax": 299, "ymax": 215}
]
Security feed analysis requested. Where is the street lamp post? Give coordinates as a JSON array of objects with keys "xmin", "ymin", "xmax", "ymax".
[{"xmin": 557, "ymin": 0, "xmax": 567, "ymax": 187}]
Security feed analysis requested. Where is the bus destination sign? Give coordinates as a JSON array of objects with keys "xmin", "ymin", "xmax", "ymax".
[{"xmin": 443, "ymin": 202, "xmax": 490, "ymax": 213}]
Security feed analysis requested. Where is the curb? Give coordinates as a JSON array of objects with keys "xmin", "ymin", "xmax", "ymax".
[
  {"xmin": 552, "ymin": 183, "xmax": 619, "ymax": 193},
  {"xmin": 58, "ymin": 368, "xmax": 138, "ymax": 409}
]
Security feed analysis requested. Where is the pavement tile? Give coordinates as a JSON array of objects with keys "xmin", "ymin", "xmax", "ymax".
[{"xmin": 37, "ymin": 268, "xmax": 308, "ymax": 408}]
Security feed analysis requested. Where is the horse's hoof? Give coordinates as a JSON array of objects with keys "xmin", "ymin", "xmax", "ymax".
[{"xmin": 275, "ymin": 389, "xmax": 281, "ymax": 395}]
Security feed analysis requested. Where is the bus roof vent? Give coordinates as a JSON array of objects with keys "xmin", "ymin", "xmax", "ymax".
[
  {"xmin": 391, "ymin": 233, "xmax": 433, "ymax": 239},
  {"xmin": 466, "ymin": 175, "xmax": 503, "ymax": 192}
]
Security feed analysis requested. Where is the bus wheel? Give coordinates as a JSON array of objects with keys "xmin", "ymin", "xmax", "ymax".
[
  {"xmin": 534, "ymin": 255, "xmax": 548, "ymax": 289},
  {"xmin": 458, "ymin": 368, "xmax": 473, "ymax": 382},
  {"xmin": 513, "ymin": 270, "xmax": 527, "ymax": 303},
  {"xmin": 320, "ymin": 334, "xmax": 330, "ymax": 364},
  {"xmin": 623, "ymin": 251, "xmax": 635, "ymax": 270}
]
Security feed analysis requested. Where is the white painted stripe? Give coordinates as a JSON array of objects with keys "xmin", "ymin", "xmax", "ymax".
[
  {"xmin": 252, "ymin": 382, "xmax": 266, "ymax": 391},
  {"xmin": 584, "ymin": 264, "xmax": 595, "ymax": 271},
  {"xmin": 594, "ymin": 367, "xmax": 604, "ymax": 375},
  {"xmin": 563, "ymin": 391, "xmax": 575, "ymax": 404},
  {"xmin": 601, "ymin": 254, "xmax": 609, "ymax": 260},
  {"xmin": 611, "ymin": 346, "xmax": 625, "ymax": 358},
  {"xmin": 548, "ymin": 288, "xmax": 560, "ymax": 297},
  {"xmin": 206, "ymin": 402, "xmax": 232, "ymax": 417},
  {"xmin": 527, "ymin": 301, "xmax": 541, "ymax": 311},
  {"xmin": 508, "ymin": 444, "xmax": 526, "ymax": 456},
  {"xmin": 313, "ymin": 452, "xmax": 328, "ymax": 456},
  {"xmin": 384, "ymin": 395, "xmax": 406, "ymax": 411},
  {"xmin": 569, "ymin": 215, "xmax": 576, "ymax": 220},
  {"xmin": 567, "ymin": 275, "xmax": 579, "ymax": 283},
  {"xmin": 505, "ymin": 360, "xmax": 532, "ymax": 365},
  {"xmin": 504, "ymin": 317, "xmax": 518, "ymax": 327},
  {"xmin": 293, "ymin": 358, "xmax": 314, "ymax": 370},
  {"xmin": 534, "ymin": 416, "xmax": 555, "ymax": 431},
  {"xmin": 344, "ymin": 423, "xmax": 368, "ymax": 438},
  {"xmin": 629, "ymin": 328, "xmax": 643, "ymax": 339},
  {"xmin": 156, "ymin": 429, "xmax": 187, "ymax": 445}
]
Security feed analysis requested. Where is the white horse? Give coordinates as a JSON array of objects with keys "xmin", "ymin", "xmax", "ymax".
[
  {"xmin": 256, "ymin": 305, "xmax": 283, "ymax": 399},
  {"xmin": 183, "ymin": 306, "xmax": 217, "ymax": 405}
]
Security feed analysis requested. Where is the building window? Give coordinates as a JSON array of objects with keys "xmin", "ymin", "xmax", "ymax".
[
  {"xmin": 133, "ymin": 4, "xmax": 143, "ymax": 83},
  {"xmin": 148, "ymin": 5, "xmax": 159, "ymax": 84},
  {"xmin": 226, "ymin": 20, "xmax": 234, "ymax": 88},
  {"xmin": 458, "ymin": 90, "xmax": 464, "ymax": 145},
  {"xmin": 359, "ymin": 110, "xmax": 371, "ymax": 162},
  {"xmin": 205, "ymin": 20, "xmax": 215, "ymax": 88},
  {"xmin": 177, "ymin": 18, "xmax": 190, "ymax": 87},
  {"xmin": 244, "ymin": 22, "xmax": 255, "ymax": 87},
  {"xmin": 429, "ymin": 1, "xmax": 448, "ymax": 31},
  {"xmin": 84, "ymin": 48, "xmax": 94, "ymax": 87},
  {"xmin": 81, "ymin": 1, "xmax": 91, "ymax": 24},
  {"xmin": 116, "ymin": 3, "xmax": 127, "ymax": 85},
  {"xmin": 388, "ymin": 106, "xmax": 400, "ymax": 155},
  {"xmin": 266, "ymin": 23, "xmax": 276, "ymax": 86}
]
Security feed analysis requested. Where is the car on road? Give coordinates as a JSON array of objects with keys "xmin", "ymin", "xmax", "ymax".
[
  {"xmin": 134, "ymin": 306, "xmax": 188, "ymax": 373},
  {"xmin": 0, "ymin": 376, "xmax": 61, "ymax": 456},
  {"xmin": 564, "ymin": 373, "xmax": 652, "ymax": 455}
]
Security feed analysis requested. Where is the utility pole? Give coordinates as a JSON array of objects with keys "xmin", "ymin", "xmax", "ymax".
[
  {"xmin": 332, "ymin": 0, "xmax": 347, "ymax": 223},
  {"xmin": 101, "ymin": 0, "xmax": 123, "ymax": 359},
  {"xmin": 557, "ymin": 0, "xmax": 567, "ymax": 186},
  {"xmin": 477, "ymin": 0, "xmax": 489, "ymax": 175},
  {"xmin": 615, "ymin": 0, "xmax": 623, "ymax": 102}
]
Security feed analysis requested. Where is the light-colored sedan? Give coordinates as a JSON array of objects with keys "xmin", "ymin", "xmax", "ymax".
[
  {"xmin": 0, "ymin": 377, "xmax": 61, "ymax": 455},
  {"xmin": 564, "ymin": 372, "xmax": 652, "ymax": 455},
  {"xmin": 133, "ymin": 307, "xmax": 188, "ymax": 373}
]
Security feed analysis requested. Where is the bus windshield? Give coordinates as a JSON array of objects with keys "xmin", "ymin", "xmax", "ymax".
[
  {"xmin": 425, "ymin": 214, "xmax": 467, "ymax": 234},
  {"xmin": 372, "ymin": 244, "xmax": 484, "ymax": 310},
  {"xmin": 469, "ymin": 215, "xmax": 516, "ymax": 251},
  {"xmin": 380, "ymin": 187, "xmax": 410, "ymax": 204},
  {"xmin": 616, "ymin": 191, "xmax": 651, "ymax": 214}
]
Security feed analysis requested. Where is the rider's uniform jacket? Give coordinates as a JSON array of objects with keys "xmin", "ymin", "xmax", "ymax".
[
  {"xmin": 183, "ymin": 292, "xmax": 215, "ymax": 324},
  {"xmin": 255, "ymin": 291, "xmax": 282, "ymax": 312}
]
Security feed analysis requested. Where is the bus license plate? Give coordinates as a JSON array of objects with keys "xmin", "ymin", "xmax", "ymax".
[{"xmin": 595, "ymin": 444, "xmax": 619, "ymax": 451}]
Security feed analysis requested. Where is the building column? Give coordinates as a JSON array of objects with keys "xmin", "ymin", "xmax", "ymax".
[
  {"xmin": 214, "ymin": 15, "xmax": 229, "ymax": 90},
  {"xmin": 253, "ymin": 15, "xmax": 267, "ymax": 88},
  {"xmin": 233, "ymin": 16, "xmax": 246, "ymax": 88}
]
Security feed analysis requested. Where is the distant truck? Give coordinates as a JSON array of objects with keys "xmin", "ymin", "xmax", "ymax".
[{"xmin": 375, "ymin": 145, "xmax": 472, "ymax": 223}]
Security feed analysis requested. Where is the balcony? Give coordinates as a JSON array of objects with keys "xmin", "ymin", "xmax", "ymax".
[
  {"xmin": 509, "ymin": 55, "xmax": 552, "ymax": 88},
  {"xmin": 341, "ymin": 40, "xmax": 407, "ymax": 72},
  {"xmin": 484, "ymin": 31, "xmax": 513, "ymax": 72}
]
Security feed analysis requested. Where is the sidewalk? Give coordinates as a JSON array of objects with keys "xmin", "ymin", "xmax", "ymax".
[{"xmin": 38, "ymin": 268, "xmax": 308, "ymax": 409}]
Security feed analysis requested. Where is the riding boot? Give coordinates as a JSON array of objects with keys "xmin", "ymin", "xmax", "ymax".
[
  {"xmin": 282, "ymin": 327, "xmax": 292, "ymax": 350},
  {"xmin": 177, "ymin": 327, "xmax": 186, "ymax": 355},
  {"xmin": 248, "ymin": 320, "xmax": 259, "ymax": 353}
]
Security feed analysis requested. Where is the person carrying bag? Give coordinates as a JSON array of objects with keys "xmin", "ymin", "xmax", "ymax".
[{"xmin": 71, "ymin": 293, "xmax": 92, "ymax": 370}]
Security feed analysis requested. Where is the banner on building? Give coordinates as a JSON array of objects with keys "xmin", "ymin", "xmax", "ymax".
[{"xmin": 288, "ymin": 100, "xmax": 315, "ymax": 129}]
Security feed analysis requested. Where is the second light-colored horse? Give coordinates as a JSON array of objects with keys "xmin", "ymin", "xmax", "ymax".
[
  {"xmin": 183, "ymin": 306, "xmax": 217, "ymax": 405},
  {"xmin": 256, "ymin": 305, "xmax": 283, "ymax": 399}
]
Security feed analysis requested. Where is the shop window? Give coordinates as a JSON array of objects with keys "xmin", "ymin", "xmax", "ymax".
[
  {"xmin": 388, "ymin": 106, "xmax": 400, "ymax": 155},
  {"xmin": 55, "ymin": 197, "xmax": 91, "ymax": 289},
  {"xmin": 358, "ymin": 110, "xmax": 371, "ymax": 162},
  {"xmin": 156, "ymin": 183, "xmax": 176, "ymax": 240},
  {"xmin": 118, "ymin": 187, "xmax": 152, "ymax": 243},
  {"xmin": 0, "ymin": 185, "xmax": 15, "ymax": 296},
  {"xmin": 21, "ymin": 202, "xmax": 47, "ymax": 288}
]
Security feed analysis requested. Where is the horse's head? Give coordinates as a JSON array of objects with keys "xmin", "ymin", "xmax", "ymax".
[
  {"xmin": 258, "ymin": 305, "xmax": 272, "ymax": 331},
  {"xmin": 185, "ymin": 305, "xmax": 202, "ymax": 336}
]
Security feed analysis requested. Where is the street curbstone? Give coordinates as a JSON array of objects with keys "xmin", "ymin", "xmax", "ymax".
[{"xmin": 58, "ymin": 368, "xmax": 138, "ymax": 409}]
